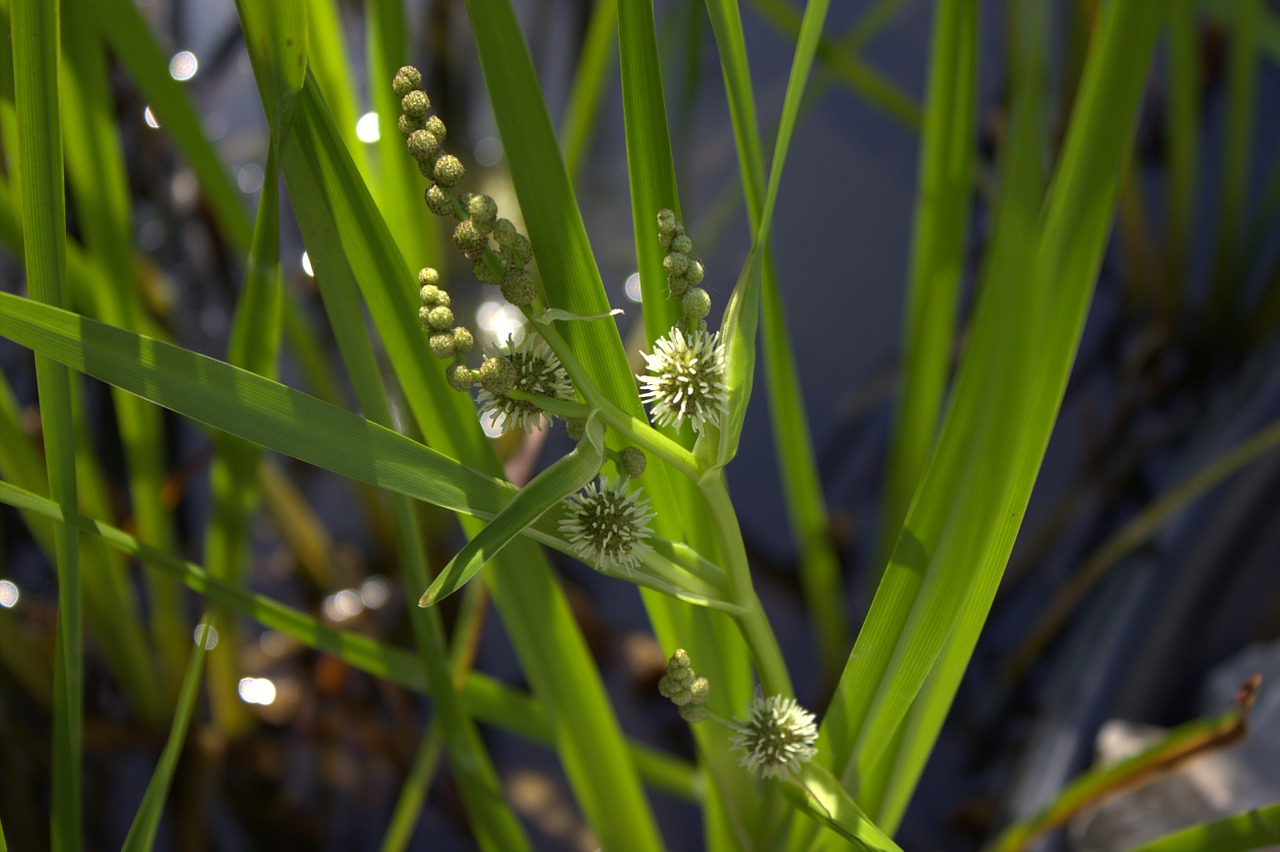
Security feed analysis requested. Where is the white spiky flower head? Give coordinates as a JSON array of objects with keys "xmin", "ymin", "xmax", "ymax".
[
  {"xmin": 475, "ymin": 333, "xmax": 573, "ymax": 433},
  {"xmin": 559, "ymin": 476, "xmax": 655, "ymax": 573},
  {"xmin": 638, "ymin": 327, "xmax": 728, "ymax": 432},
  {"xmin": 729, "ymin": 695, "xmax": 819, "ymax": 781}
]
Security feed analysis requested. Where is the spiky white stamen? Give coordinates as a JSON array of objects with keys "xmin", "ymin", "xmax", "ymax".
[
  {"xmin": 559, "ymin": 476, "xmax": 655, "ymax": 573},
  {"xmin": 638, "ymin": 328, "xmax": 728, "ymax": 432}
]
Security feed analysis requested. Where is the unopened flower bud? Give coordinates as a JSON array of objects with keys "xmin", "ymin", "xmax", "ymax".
[
  {"xmin": 664, "ymin": 252, "xmax": 689, "ymax": 277},
  {"xmin": 473, "ymin": 257, "xmax": 504, "ymax": 285},
  {"xmin": 429, "ymin": 332, "xmax": 456, "ymax": 359},
  {"xmin": 453, "ymin": 220, "xmax": 486, "ymax": 257},
  {"xmin": 417, "ymin": 267, "xmax": 441, "ymax": 288},
  {"xmin": 424, "ymin": 115, "xmax": 446, "ymax": 142},
  {"xmin": 398, "ymin": 114, "xmax": 426, "ymax": 138},
  {"xmin": 401, "ymin": 90, "xmax": 430, "ymax": 119},
  {"xmin": 619, "ymin": 447, "xmax": 646, "ymax": 478},
  {"xmin": 500, "ymin": 268, "xmax": 535, "ymax": 306},
  {"xmin": 425, "ymin": 184, "xmax": 454, "ymax": 216},
  {"xmin": 419, "ymin": 284, "xmax": 448, "ymax": 306},
  {"xmin": 407, "ymin": 129, "xmax": 439, "ymax": 162},
  {"xmin": 426, "ymin": 305, "xmax": 454, "ymax": 331},
  {"xmin": 467, "ymin": 193, "xmax": 498, "ymax": 226},
  {"xmin": 670, "ymin": 234, "xmax": 693, "ymax": 255},
  {"xmin": 392, "ymin": 66, "xmax": 422, "ymax": 98},
  {"xmin": 685, "ymin": 259, "xmax": 704, "ymax": 285},
  {"xmin": 452, "ymin": 326, "xmax": 474, "ymax": 357},
  {"xmin": 433, "ymin": 154, "xmax": 464, "ymax": 188},
  {"xmin": 479, "ymin": 356, "xmax": 518, "ymax": 395},
  {"xmin": 566, "ymin": 418, "xmax": 586, "ymax": 442},
  {"xmin": 446, "ymin": 363, "xmax": 475, "ymax": 391},
  {"xmin": 682, "ymin": 287, "xmax": 710, "ymax": 320}
]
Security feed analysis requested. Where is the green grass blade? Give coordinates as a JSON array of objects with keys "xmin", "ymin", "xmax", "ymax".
[
  {"xmin": 1127, "ymin": 802, "xmax": 1280, "ymax": 852},
  {"xmin": 305, "ymin": 0, "xmax": 363, "ymax": 171},
  {"xmin": 876, "ymin": 0, "xmax": 978, "ymax": 572},
  {"xmin": 618, "ymin": 0, "xmax": 685, "ymax": 342},
  {"xmin": 421, "ymin": 417, "xmax": 605, "ymax": 607},
  {"xmin": 95, "ymin": 0, "xmax": 252, "ymax": 251},
  {"xmin": 717, "ymin": 0, "xmax": 829, "ymax": 467},
  {"xmin": 784, "ymin": 764, "xmax": 902, "ymax": 851},
  {"xmin": 11, "ymin": 0, "xmax": 82, "ymax": 847},
  {"xmin": 0, "ymin": 292, "xmax": 521, "ymax": 518},
  {"xmin": 120, "ymin": 626, "xmax": 210, "ymax": 852},
  {"xmin": 1207, "ymin": 0, "xmax": 1261, "ymax": 329},
  {"xmin": 379, "ymin": 724, "xmax": 446, "ymax": 852},
  {"xmin": 366, "ymin": 0, "xmax": 432, "ymax": 268},
  {"xmin": 810, "ymin": 1, "xmax": 1161, "ymax": 838},
  {"xmin": 745, "ymin": 0, "xmax": 920, "ymax": 130},
  {"xmin": 612, "ymin": 19, "xmax": 765, "ymax": 835},
  {"xmin": 561, "ymin": 0, "xmax": 618, "ymax": 184},
  {"xmin": 703, "ymin": 0, "xmax": 848, "ymax": 674},
  {"xmin": 201, "ymin": 146, "xmax": 285, "ymax": 737},
  {"xmin": 61, "ymin": 0, "xmax": 188, "ymax": 703},
  {"xmin": 0, "ymin": 476, "xmax": 698, "ymax": 806},
  {"xmin": 1165, "ymin": 0, "xmax": 1200, "ymax": 320}
]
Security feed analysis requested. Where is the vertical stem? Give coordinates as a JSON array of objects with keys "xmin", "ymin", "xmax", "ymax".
[{"xmin": 701, "ymin": 474, "xmax": 792, "ymax": 698}]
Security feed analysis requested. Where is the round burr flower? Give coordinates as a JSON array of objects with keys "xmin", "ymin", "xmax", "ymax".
[
  {"xmin": 729, "ymin": 695, "xmax": 819, "ymax": 781},
  {"xmin": 475, "ymin": 334, "xmax": 573, "ymax": 433},
  {"xmin": 638, "ymin": 328, "xmax": 728, "ymax": 432},
  {"xmin": 559, "ymin": 477, "xmax": 656, "ymax": 573}
]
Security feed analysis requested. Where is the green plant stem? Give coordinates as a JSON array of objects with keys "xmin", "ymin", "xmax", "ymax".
[
  {"xmin": 701, "ymin": 474, "xmax": 792, "ymax": 699},
  {"xmin": 530, "ymin": 318, "xmax": 700, "ymax": 478}
]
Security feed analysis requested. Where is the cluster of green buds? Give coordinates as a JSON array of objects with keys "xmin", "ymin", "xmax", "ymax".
[
  {"xmin": 656, "ymin": 208, "xmax": 709, "ymax": 335},
  {"xmin": 639, "ymin": 210, "xmax": 729, "ymax": 433},
  {"xmin": 658, "ymin": 648, "xmax": 710, "ymax": 723},
  {"xmin": 660, "ymin": 651, "xmax": 821, "ymax": 781},
  {"xmin": 397, "ymin": 65, "xmax": 574, "ymax": 432},
  {"xmin": 417, "ymin": 266, "xmax": 477, "ymax": 392},
  {"xmin": 394, "ymin": 65, "xmax": 538, "ymax": 308}
]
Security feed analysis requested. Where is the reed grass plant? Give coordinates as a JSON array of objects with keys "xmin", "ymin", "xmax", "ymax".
[{"xmin": 3, "ymin": 0, "xmax": 1280, "ymax": 849}]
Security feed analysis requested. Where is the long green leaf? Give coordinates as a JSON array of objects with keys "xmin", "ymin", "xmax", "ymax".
[
  {"xmin": 0, "ymin": 291, "xmax": 518, "ymax": 517},
  {"xmin": 819, "ymin": 1, "xmax": 1163, "ymax": 835},
  {"xmin": 421, "ymin": 417, "xmax": 605, "ymax": 607},
  {"xmin": 10, "ymin": 0, "xmax": 81, "ymax": 848},
  {"xmin": 95, "ymin": 0, "xmax": 252, "ymax": 250},
  {"xmin": 1127, "ymin": 803, "xmax": 1280, "ymax": 852},
  {"xmin": 876, "ymin": 0, "xmax": 978, "ymax": 573},
  {"xmin": 61, "ymin": 0, "xmax": 187, "ymax": 705},
  {"xmin": 120, "ymin": 626, "xmax": 209, "ymax": 852}
]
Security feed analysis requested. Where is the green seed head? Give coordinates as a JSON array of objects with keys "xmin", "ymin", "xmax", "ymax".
[
  {"xmin": 479, "ymin": 356, "xmax": 518, "ymax": 395},
  {"xmin": 473, "ymin": 257, "xmax": 504, "ymax": 285},
  {"xmin": 685, "ymin": 259, "xmax": 705, "ymax": 285},
  {"xmin": 446, "ymin": 363, "xmax": 475, "ymax": 392},
  {"xmin": 392, "ymin": 66, "xmax": 422, "ymax": 98},
  {"xmin": 417, "ymin": 266, "xmax": 442, "ymax": 289},
  {"xmin": 419, "ymin": 284, "xmax": 448, "ymax": 306},
  {"xmin": 682, "ymin": 287, "xmax": 711, "ymax": 320},
  {"xmin": 428, "ymin": 332, "xmax": 456, "ymax": 359},
  {"xmin": 501, "ymin": 267, "xmax": 536, "ymax": 306},
  {"xmin": 433, "ymin": 154, "xmax": 464, "ymax": 188},
  {"xmin": 424, "ymin": 115, "xmax": 446, "ymax": 143},
  {"xmin": 426, "ymin": 305, "xmax": 454, "ymax": 332},
  {"xmin": 407, "ymin": 129, "xmax": 439, "ymax": 162},
  {"xmin": 425, "ymin": 184, "xmax": 455, "ymax": 217},
  {"xmin": 619, "ymin": 447, "xmax": 646, "ymax": 478},
  {"xmin": 664, "ymin": 252, "xmax": 689, "ymax": 277},
  {"xmin": 467, "ymin": 194, "xmax": 498, "ymax": 226},
  {"xmin": 670, "ymin": 234, "xmax": 693, "ymax": 255},
  {"xmin": 453, "ymin": 220, "xmax": 487, "ymax": 258},
  {"xmin": 398, "ymin": 114, "xmax": 426, "ymax": 138},
  {"xmin": 401, "ymin": 90, "xmax": 430, "ymax": 119},
  {"xmin": 452, "ymin": 326, "xmax": 475, "ymax": 357}
]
